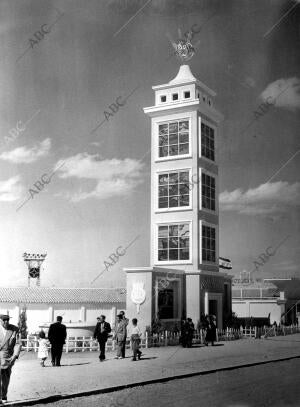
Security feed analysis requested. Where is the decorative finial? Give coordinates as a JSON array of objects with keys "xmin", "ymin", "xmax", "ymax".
[{"xmin": 167, "ymin": 29, "xmax": 196, "ymax": 62}]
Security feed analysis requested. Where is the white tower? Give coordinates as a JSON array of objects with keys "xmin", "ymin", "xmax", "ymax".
[{"xmin": 144, "ymin": 64, "xmax": 230, "ymax": 326}]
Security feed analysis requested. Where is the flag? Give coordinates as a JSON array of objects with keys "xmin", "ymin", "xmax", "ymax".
[{"xmin": 219, "ymin": 257, "xmax": 232, "ymax": 269}]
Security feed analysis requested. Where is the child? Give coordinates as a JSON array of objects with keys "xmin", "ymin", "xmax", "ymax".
[
  {"xmin": 130, "ymin": 318, "xmax": 142, "ymax": 361},
  {"xmin": 37, "ymin": 331, "xmax": 49, "ymax": 367}
]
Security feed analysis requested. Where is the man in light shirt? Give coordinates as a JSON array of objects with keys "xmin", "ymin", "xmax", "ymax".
[
  {"xmin": 129, "ymin": 318, "xmax": 142, "ymax": 361},
  {"xmin": 0, "ymin": 314, "xmax": 22, "ymax": 404}
]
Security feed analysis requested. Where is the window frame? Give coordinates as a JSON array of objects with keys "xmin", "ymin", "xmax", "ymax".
[
  {"xmin": 199, "ymin": 118, "xmax": 217, "ymax": 163},
  {"xmin": 155, "ymin": 167, "xmax": 193, "ymax": 213},
  {"xmin": 156, "ymin": 117, "xmax": 192, "ymax": 162},
  {"xmin": 155, "ymin": 221, "xmax": 193, "ymax": 265},
  {"xmin": 200, "ymin": 169, "xmax": 217, "ymax": 213},
  {"xmin": 200, "ymin": 221, "xmax": 217, "ymax": 265}
]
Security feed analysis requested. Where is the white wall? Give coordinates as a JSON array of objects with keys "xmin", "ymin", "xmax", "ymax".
[
  {"xmin": 0, "ymin": 301, "xmax": 126, "ymax": 334},
  {"xmin": 233, "ymin": 300, "xmax": 281, "ymax": 324}
]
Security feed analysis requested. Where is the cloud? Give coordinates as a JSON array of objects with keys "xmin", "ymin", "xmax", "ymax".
[
  {"xmin": 0, "ymin": 138, "xmax": 51, "ymax": 164},
  {"xmin": 0, "ymin": 176, "xmax": 24, "ymax": 202},
  {"xmin": 55, "ymin": 153, "xmax": 145, "ymax": 201},
  {"xmin": 261, "ymin": 77, "xmax": 300, "ymax": 110},
  {"xmin": 220, "ymin": 181, "xmax": 300, "ymax": 215}
]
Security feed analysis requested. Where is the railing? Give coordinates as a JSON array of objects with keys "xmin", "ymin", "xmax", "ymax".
[{"xmin": 20, "ymin": 325, "xmax": 300, "ymax": 352}]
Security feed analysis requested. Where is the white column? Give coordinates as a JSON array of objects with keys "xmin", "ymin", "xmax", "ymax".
[
  {"xmin": 15, "ymin": 305, "xmax": 20, "ymax": 323},
  {"xmin": 48, "ymin": 306, "xmax": 54, "ymax": 322},
  {"xmin": 111, "ymin": 306, "xmax": 117, "ymax": 326},
  {"xmin": 204, "ymin": 292, "xmax": 209, "ymax": 315},
  {"xmin": 186, "ymin": 274, "xmax": 200, "ymax": 323},
  {"xmin": 80, "ymin": 306, "xmax": 86, "ymax": 322}
]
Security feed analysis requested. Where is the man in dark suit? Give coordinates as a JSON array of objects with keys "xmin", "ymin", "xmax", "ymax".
[
  {"xmin": 93, "ymin": 315, "xmax": 111, "ymax": 361},
  {"xmin": 0, "ymin": 314, "xmax": 21, "ymax": 403},
  {"xmin": 48, "ymin": 316, "xmax": 67, "ymax": 367}
]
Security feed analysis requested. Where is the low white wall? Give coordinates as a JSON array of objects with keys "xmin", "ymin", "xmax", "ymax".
[
  {"xmin": 0, "ymin": 301, "xmax": 126, "ymax": 334},
  {"xmin": 232, "ymin": 299, "xmax": 281, "ymax": 324}
]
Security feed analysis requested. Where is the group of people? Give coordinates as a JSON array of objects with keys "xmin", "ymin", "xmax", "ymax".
[
  {"xmin": 181, "ymin": 314, "xmax": 217, "ymax": 348},
  {"xmin": 181, "ymin": 318, "xmax": 195, "ymax": 347},
  {"xmin": 93, "ymin": 311, "xmax": 142, "ymax": 362},
  {"xmin": 36, "ymin": 311, "xmax": 142, "ymax": 367},
  {"xmin": 0, "ymin": 311, "xmax": 217, "ymax": 403}
]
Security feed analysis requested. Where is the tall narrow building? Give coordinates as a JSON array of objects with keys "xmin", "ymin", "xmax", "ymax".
[{"xmin": 125, "ymin": 64, "xmax": 232, "ymax": 330}]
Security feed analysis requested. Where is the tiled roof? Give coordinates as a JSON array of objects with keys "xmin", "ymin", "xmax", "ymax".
[{"xmin": 0, "ymin": 287, "xmax": 126, "ymax": 304}]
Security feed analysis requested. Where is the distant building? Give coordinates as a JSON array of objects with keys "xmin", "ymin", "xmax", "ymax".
[
  {"xmin": 232, "ymin": 278, "xmax": 300, "ymax": 325},
  {"xmin": 0, "ymin": 287, "xmax": 126, "ymax": 334}
]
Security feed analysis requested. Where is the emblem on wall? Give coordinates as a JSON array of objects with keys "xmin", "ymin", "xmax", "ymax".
[{"xmin": 131, "ymin": 282, "xmax": 146, "ymax": 314}]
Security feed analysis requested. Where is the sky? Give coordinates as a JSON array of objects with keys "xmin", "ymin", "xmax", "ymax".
[{"xmin": 0, "ymin": 0, "xmax": 299, "ymax": 288}]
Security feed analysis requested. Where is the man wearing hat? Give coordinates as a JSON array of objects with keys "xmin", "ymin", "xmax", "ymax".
[
  {"xmin": 0, "ymin": 314, "xmax": 21, "ymax": 403},
  {"xmin": 93, "ymin": 315, "xmax": 111, "ymax": 362}
]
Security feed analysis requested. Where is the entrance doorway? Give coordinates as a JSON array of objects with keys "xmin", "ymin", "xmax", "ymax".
[{"xmin": 209, "ymin": 299, "xmax": 218, "ymax": 320}]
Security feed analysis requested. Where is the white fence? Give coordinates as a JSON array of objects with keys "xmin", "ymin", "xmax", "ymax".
[{"xmin": 20, "ymin": 325, "xmax": 300, "ymax": 353}]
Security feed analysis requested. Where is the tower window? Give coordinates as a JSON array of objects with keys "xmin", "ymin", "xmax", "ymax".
[
  {"xmin": 160, "ymin": 95, "xmax": 167, "ymax": 103},
  {"xmin": 201, "ymin": 123, "xmax": 215, "ymax": 161},
  {"xmin": 158, "ymin": 223, "xmax": 190, "ymax": 262},
  {"xmin": 158, "ymin": 170, "xmax": 190, "ymax": 209},
  {"xmin": 202, "ymin": 225, "xmax": 216, "ymax": 263},
  {"xmin": 172, "ymin": 93, "xmax": 179, "ymax": 101},
  {"xmin": 158, "ymin": 120, "xmax": 189, "ymax": 158},
  {"xmin": 202, "ymin": 173, "xmax": 216, "ymax": 211},
  {"xmin": 184, "ymin": 91, "xmax": 190, "ymax": 99}
]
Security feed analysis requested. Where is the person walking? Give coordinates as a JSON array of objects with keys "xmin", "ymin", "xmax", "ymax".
[
  {"xmin": 119, "ymin": 311, "xmax": 128, "ymax": 358},
  {"xmin": 0, "ymin": 314, "xmax": 22, "ymax": 404},
  {"xmin": 129, "ymin": 318, "xmax": 142, "ymax": 361},
  {"xmin": 48, "ymin": 316, "xmax": 67, "ymax": 367},
  {"xmin": 93, "ymin": 315, "xmax": 111, "ymax": 362},
  {"xmin": 114, "ymin": 314, "xmax": 127, "ymax": 359},
  {"xmin": 37, "ymin": 331, "xmax": 49, "ymax": 367}
]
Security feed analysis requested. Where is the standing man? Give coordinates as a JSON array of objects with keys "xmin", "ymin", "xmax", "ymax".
[
  {"xmin": 119, "ymin": 311, "xmax": 128, "ymax": 358},
  {"xmin": 0, "ymin": 314, "xmax": 21, "ymax": 404},
  {"xmin": 114, "ymin": 314, "xmax": 127, "ymax": 359},
  {"xmin": 48, "ymin": 316, "xmax": 67, "ymax": 367},
  {"xmin": 93, "ymin": 315, "xmax": 111, "ymax": 362}
]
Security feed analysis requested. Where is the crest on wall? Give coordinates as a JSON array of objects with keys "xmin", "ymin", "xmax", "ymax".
[{"xmin": 131, "ymin": 282, "xmax": 146, "ymax": 313}]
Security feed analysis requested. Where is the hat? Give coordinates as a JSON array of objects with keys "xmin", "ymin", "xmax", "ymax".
[{"xmin": 0, "ymin": 314, "xmax": 10, "ymax": 320}]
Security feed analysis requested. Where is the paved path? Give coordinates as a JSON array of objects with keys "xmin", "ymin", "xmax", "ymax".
[
  {"xmin": 29, "ymin": 359, "xmax": 300, "ymax": 407},
  {"xmin": 6, "ymin": 334, "xmax": 300, "ymax": 405}
]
